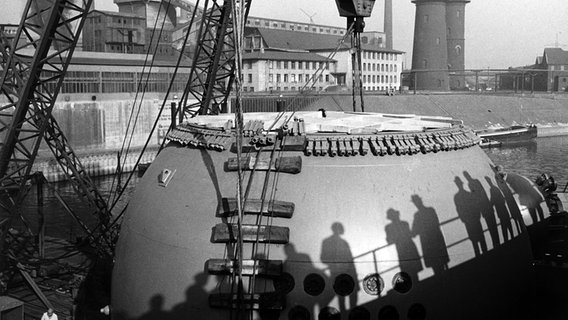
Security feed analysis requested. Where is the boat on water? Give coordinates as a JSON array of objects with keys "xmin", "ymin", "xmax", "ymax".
[
  {"xmin": 477, "ymin": 125, "xmax": 537, "ymax": 148},
  {"xmin": 111, "ymin": 111, "xmax": 555, "ymax": 320}
]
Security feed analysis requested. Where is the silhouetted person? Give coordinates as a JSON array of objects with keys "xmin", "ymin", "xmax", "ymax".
[
  {"xmin": 493, "ymin": 166, "xmax": 524, "ymax": 234},
  {"xmin": 320, "ymin": 222, "xmax": 359, "ymax": 313},
  {"xmin": 385, "ymin": 208, "xmax": 423, "ymax": 282},
  {"xmin": 486, "ymin": 176, "xmax": 514, "ymax": 242},
  {"xmin": 464, "ymin": 171, "xmax": 500, "ymax": 248},
  {"xmin": 138, "ymin": 295, "xmax": 169, "ymax": 320},
  {"xmin": 454, "ymin": 176, "xmax": 487, "ymax": 256},
  {"xmin": 410, "ymin": 195, "xmax": 449, "ymax": 275},
  {"xmin": 171, "ymin": 272, "xmax": 209, "ymax": 319}
]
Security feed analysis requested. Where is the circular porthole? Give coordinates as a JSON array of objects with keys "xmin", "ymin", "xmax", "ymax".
[
  {"xmin": 304, "ymin": 273, "xmax": 326, "ymax": 296},
  {"xmin": 391, "ymin": 272, "xmax": 412, "ymax": 294},
  {"xmin": 349, "ymin": 306, "xmax": 370, "ymax": 320},
  {"xmin": 362, "ymin": 273, "xmax": 384, "ymax": 295},
  {"xmin": 319, "ymin": 306, "xmax": 341, "ymax": 320},
  {"xmin": 274, "ymin": 272, "xmax": 295, "ymax": 294},
  {"xmin": 378, "ymin": 305, "xmax": 399, "ymax": 320},
  {"xmin": 407, "ymin": 303, "xmax": 426, "ymax": 320},
  {"xmin": 288, "ymin": 305, "xmax": 310, "ymax": 320},
  {"xmin": 333, "ymin": 273, "xmax": 355, "ymax": 296}
]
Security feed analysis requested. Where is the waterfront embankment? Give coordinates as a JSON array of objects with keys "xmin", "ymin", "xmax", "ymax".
[{"xmin": 34, "ymin": 92, "xmax": 568, "ymax": 181}]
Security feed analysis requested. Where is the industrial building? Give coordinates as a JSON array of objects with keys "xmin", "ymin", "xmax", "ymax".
[{"xmin": 242, "ymin": 24, "xmax": 403, "ymax": 93}]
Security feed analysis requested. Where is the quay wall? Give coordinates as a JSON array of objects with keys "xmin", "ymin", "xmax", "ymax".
[
  {"xmin": 35, "ymin": 93, "xmax": 568, "ymax": 181},
  {"xmin": 34, "ymin": 95, "xmax": 169, "ymax": 181}
]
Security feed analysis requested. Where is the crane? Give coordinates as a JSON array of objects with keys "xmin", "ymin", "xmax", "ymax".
[
  {"xmin": 0, "ymin": 0, "xmax": 115, "ymax": 276},
  {"xmin": 178, "ymin": 0, "xmax": 252, "ymax": 118}
]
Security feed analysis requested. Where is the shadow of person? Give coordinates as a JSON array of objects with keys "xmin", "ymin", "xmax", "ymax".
[
  {"xmin": 385, "ymin": 208, "xmax": 423, "ymax": 282},
  {"xmin": 171, "ymin": 272, "xmax": 209, "ymax": 320},
  {"xmin": 485, "ymin": 176, "xmax": 514, "ymax": 242},
  {"xmin": 320, "ymin": 222, "xmax": 359, "ymax": 313},
  {"xmin": 138, "ymin": 295, "xmax": 170, "ymax": 320},
  {"xmin": 410, "ymin": 195, "xmax": 449, "ymax": 275},
  {"xmin": 454, "ymin": 176, "xmax": 487, "ymax": 257},
  {"xmin": 493, "ymin": 166, "xmax": 525, "ymax": 234},
  {"xmin": 283, "ymin": 244, "xmax": 332, "ymax": 318},
  {"xmin": 464, "ymin": 171, "xmax": 500, "ymax": 248},
  {"xmin": 503, "ymin": 169, "xmax": 545, "ymax": 224}
]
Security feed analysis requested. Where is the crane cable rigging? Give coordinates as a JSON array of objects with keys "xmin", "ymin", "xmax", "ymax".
[{"xmin": 107, "ymin": 0, "xmax": 172, "ymax": 207}]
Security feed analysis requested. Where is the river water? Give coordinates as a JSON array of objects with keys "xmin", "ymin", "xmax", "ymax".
[{"xmin": 17, "ymin": 136, "xmax": 568, "ymax": 241}]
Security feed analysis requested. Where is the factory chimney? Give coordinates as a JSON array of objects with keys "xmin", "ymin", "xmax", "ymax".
[{"xmin": 384, "ymin": 0, "xmax": 393, "ymax": 49}]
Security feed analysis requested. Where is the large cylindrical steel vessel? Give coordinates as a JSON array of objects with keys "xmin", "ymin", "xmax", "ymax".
[{"xmin": 112, "ymin": 112, "xmax": 536, "ymax": 320}]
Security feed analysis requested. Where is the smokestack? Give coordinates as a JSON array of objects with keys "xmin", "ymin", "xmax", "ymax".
[{"xmin": 384, "ymin": 0, "xmax": 393, "ymax": 49}]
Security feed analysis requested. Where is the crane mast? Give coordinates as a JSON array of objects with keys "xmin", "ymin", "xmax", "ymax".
[
  {"xmin": 0, "ymin": 0, "xmax": 114, "ymax": 269},
  {"xmin": 179, "ymin": 0, "xmax": 252, "ymax": 118}
]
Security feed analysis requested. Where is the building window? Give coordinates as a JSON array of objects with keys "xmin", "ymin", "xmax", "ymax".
[
  {"xmin": 284, "ymin": 74, "xmax": 289, "ymax": 82},
  {"xmin": 325, "ymin": 75, "xmax": 329, "ymax": 82},
  {"xmin": 291, "ymin": 74, "xmax": 296, "ymax": 82},
  {"xmin": 284, "ymin": 61, "xmax": 289, "ymax": 69},
  {"xmin": 299, "ymin": 74, "xmax": 303, "ymax": 82},
  {"xmin": 423, "ymin": 59, "xmax": 428, "ymax": 68},
  {"xmin": 277, "ymin": 74, "xmax": 281, "ymax": 82},
  {"xmin": 269, "ymin": 74, "xmax": 274, "ymax": 82},
  {"xmin": 248, "ymin": 74, "xmax": 252, "ymax": 83},
  {"xmin": 363, "ymin": 63, "xmax": 367, "ymax": 71},
  {"xmin": 394, "ymin": 75, "xmax": 398, "ymax": 83},
  {"xmin": 250, "ymin": 87, "xmax": 254, "ymax": 92},
  {"xmin": 313, "ymin": 62, "xmax": 317, "ymax": 70},
  {"xmin": 291, "ymin": 61, "xmax": 296, "ymax": 69},
  {"xmin": 299, "ymin": 62, "xmax": 303, "ymax": 70},
  {"xmin": 319, "ymin": 75, "xmax": 323, "ymax": 82},
  {"xmin": 455, "ymin": 45, "xmax": 462, "ymax": 55}
]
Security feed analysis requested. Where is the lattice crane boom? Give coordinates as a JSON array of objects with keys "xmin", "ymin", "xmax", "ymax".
[
  {"xmin": 180, "ymin": 0, "xmax": 252, "ymax": 118},
  {"xmin": 0, "ymin": 0, "xmax": 114, "ymax": 266}
]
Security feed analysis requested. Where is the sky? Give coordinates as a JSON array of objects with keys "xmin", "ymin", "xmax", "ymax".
[{"xmin": 94, "ymin": 0, "xmax": 568, "ymax": 69}]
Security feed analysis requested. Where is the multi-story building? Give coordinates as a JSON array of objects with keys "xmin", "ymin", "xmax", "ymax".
[
  {"xmin": 83, "ymin": 10, "xmax": 147, "ymax": 54},
  {"xmin": 243, "ymin": 25, "xmax": 403, "ymax": 93},
  {"xmin": 246, "ymin": 16, "xmax": 347, "ymax": 36},
  {"xmin": 114, "ymin": 0, "xmax": 178, "ymax": 57}
]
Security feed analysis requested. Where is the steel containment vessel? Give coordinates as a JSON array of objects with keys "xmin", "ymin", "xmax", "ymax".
[{"xmin": 111, "ymin": 111, "xmax": 538, "ymax": 320}]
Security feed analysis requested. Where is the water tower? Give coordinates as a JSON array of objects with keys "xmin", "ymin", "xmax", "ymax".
[{"xmin": 411, "ymin": 0, "xmax": 469, "ymax": 91}]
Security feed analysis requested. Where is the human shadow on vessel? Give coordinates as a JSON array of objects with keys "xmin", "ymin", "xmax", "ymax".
[
  {"xmin": 464, "ymin": 171, "xmax": 500, "ymax": 248},
  {"xmin": 485, "ymin": 176, "xmax": 515, "ymax": 241},
  {"xmin": 410, "ymin": 195, "xmax": 449, "ymax": 275},
  {"xmin": 320, "ymin": 222, "xmax": 360, "ymax": 314},
  {"xmin": 385, "ymin": 208, "xmax": 423, "ymax": 282},
  {"xmin": 454, "ymin": 176, "xmax": 488, "ymax": 256}
]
